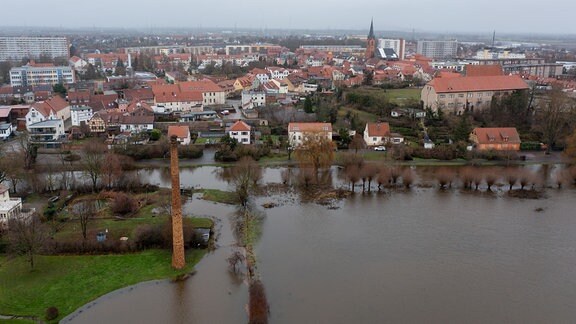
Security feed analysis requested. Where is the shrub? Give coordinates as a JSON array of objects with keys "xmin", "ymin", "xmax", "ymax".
[
  {"xmin": 134, "ymin": 224, "xmax": 165, "ymax": 249},
  {"xmin": 150, "ymin": 129, "xmax": 161, "ymax": 141},
  {"xmin": 110, "ymin": 193, "xmax": 138, "ymax": 216},
  {"xmin": 45, "ymin": 306, "xmax": 59, "ymax": 321},
  {"xmin": 176, "ymin": 145, "xmax": 203, "ymax": 159}
]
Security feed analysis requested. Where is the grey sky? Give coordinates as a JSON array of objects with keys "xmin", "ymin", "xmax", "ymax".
[{"xmin": 1, "ymin": 0, "xmax": 575, "ymax": 35}]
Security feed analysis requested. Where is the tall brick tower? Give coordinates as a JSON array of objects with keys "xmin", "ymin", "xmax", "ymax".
[
  {"xmin": 365, "ymin": 19, "xmax": 376, "ymax": 59},
  {"xmin": 170, "ymin": 135, "xmax": 185, "ymax": 269}
]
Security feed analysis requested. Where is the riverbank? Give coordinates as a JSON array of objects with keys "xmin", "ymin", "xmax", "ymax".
[{"xmin": 0, "ymin": 250, "xmax": 205, "ymax": 323}]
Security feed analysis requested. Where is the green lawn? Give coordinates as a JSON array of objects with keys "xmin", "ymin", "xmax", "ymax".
[
  {"xmin": 198, "ymin": 189, "xmax": 238, "ymax": 205},
  {"xmin": 0, "ymin": 249, "xmax": 205, "ymax": 322},
  {"xmin": 385, "ymin": 88, "xmax": 421, "ymax": 105}
]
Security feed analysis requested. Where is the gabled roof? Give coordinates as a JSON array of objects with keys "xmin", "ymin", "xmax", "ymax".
[
  {"xmin": 472, "ymin": 127, "xmax": 520, "ymax": 145},
  {"xmin": 0, "ymin": 107, "xmax": 11, "ymax": 118},
  {"xmin": 168, "ymin": 125, "xmax": 190, "ymax": 139},
  {"xmin": 121, "ymin": 115, "xmax": 154, "ymax": 125},
  {"xmin": 465, "ymin": 64, "xmax": 504, "ymax": 77},
  {"xmin": 288, "ymin": 122, "xmax": 332, "ymax": 133},
  {"xmin": 228, "ymin": 120, "xmax": 251, "ymax": 132},
  {"xmin": 123, "ymin": 88, "xmax": 154, "ymax": 101},
  {"xmin": 44, "ymin": 96, "xmax": 69, "ymax": 113},
  {"xmin": 179, "ymin": 79, "xmax": 223, "ymax": 93},
  {"xmin": 365, "ymin": 122, "xmax": 391, "ymax": 137},
  {"xmin": 429, "ymin": 75, "xmax": 529, "ymax": 93}
]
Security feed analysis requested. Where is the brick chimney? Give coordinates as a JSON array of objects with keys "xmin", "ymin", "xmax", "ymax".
[{"xmin": 170, "ymin": 135, "xmax": 186, "ymax": 269}]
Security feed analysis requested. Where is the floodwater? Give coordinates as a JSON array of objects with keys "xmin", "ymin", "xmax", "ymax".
[{"xmin": 65, "ymin": 165, "xmax": 576, "ymax": 323}]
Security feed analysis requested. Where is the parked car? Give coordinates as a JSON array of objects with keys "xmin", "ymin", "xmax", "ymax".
[{"xmin": 373, "ymin": 146, "xmax": 386, "ymax": 151}]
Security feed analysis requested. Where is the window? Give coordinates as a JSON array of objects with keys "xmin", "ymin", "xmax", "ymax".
[
  {"xmin": 439, "ymin": 94, "xmax": 446, "ymax": 99},
  {"xmin": 241, "ymin": 132, "xmax": 248, "ymax": 135},
  {"xmin": 458, "ymin": 93, "xmax": 464, "ymax": 98}
]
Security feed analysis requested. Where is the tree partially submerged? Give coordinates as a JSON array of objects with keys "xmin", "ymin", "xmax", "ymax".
[
  {"xmin": 219, "ymin": 157, "xmax": 262, "ymax": 206},
  {"xmin": 294, "ymin": 133, "xmax": 335, "ymax": 182}
]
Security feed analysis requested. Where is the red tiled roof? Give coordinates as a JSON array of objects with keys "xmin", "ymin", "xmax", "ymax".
[
  {"xmin": 429, "ymin": 75, "xmax": 529, "ymax": 93},
  {"xmin": 365, "ymin": 122, "xmax": 390, "ymax": 137},
  {"xmin": 471, "ymin": 127, "xmax": 520, "ymax": 145},
  {"xmin": 465, "ymin": 65, "xmax": 504, "ymax": 77},
  {"xmin": 168, "ymin": 125, "xmax": 190, "ymax": 139},
  {"xmin": 179, "ymin": 79, "xmax": 223, "ymax": 93},
  {"xmin": 288, "ymin": 122, "xmax": 332, "ymax": 133},
  {"xmin": 0, "ymin": 107, "xmax": 11, "ymax": 118},
  {"xmin": 228, "ymin": 120, "xmax": 251, "ymax": 132}
]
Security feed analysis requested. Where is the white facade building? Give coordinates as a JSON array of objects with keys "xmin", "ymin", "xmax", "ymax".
[
  {"xmin": 0, "ymin": 185, "xmax": 23, "ymax": 229},
  {"xmin": 417, "ymin": 40, "xmax": 458, "ymax": 59},
  {"xmin": 377, "ymin": 39, "xmax": 406, "ymax": 60},
  {"xmin": 0, "ymin": 36, "xmax": 69, "ymax": 61},
  {"xmin": 28, "ymin": 119, "xmax": 66, "ymax": 145},
  {"xmin": 241, "ymin": 91, "xmax": 266, "ymax": 109},
  {"xmin": 0, "ymin": 123, "xmax": 13, "ymax": 140},
  {"xmin": 228, "ymin": 120, "xmax": 252, "ymax": 144},
  {"xmin": 288, "ymin": 122, "xmax": 332, "ymax": 147},
  {"xmin": 71, "ymin": 106, "xmax": 93, "ymax": 126},
  {"xmin": 10, "ymin": 65, "xmax": 75, "ymax": 87}
]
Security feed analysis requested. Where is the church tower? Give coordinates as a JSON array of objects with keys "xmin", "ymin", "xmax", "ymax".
[{"xmin": 365, "ymin": 19, "xmax": 376, "ymax": 59}]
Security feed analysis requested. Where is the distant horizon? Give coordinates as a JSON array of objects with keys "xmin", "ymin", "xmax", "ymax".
[
  {"xmin": 1, "ymin": 25, "xmax": 575, "ymax": 41},
  {"xmin": 2, "ymin": 0, "xmax": 576, "ymax": 36}
]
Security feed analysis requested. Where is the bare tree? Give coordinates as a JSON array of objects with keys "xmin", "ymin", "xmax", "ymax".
[
  {"xmin": 401, "ymin": 169, "xmax": 415, "ymax": 189},
  {"xmin": 71, "ymin": 200, "xmax": 97, "ymax": 240},
  {"xmin": 534, "ymin": 86, "xmax": 575, "ymax": 154},
  {"xmin": 349, "ymin": 135, "xmax": 365, "ymax": 154},
  {"xmin": 1, "ymin": 151, "xmax": 24, "ymax": 193},
  {"xmin": 17, "ymin": 131, "xmax": 38, "ymax": 170},
  {"xmin": 376, "ymin": 166, "xmax": 390, "ymax": 191},
  {"xmin": 359, "ymin": 164, "xmax": 379, "ymax": 192},
  {"xmin": 503, "ymin": 168, "xmax": 518, "ymax": 191},
  {"xmin": 436, "ymin": 168, "xmax": 456, "ymax": 189},
  {"xmin": 82, "ymin": 139, "xmax": 108, "ymax": 192},
  {"xmin": 294, "ymin": 133, "xmax": 335, "ymax": 182},
  {"xmin": 219, "ymin": 157, "xmax": 262, "ymax": 207},
  {"xmin": 344, "ymin": 164, "xmax": 361, "ymax": 192},
  {"xmin": 485, "ymin": 170, "xmax": 499, "ymax": 191},
  {"xmin": 101, "ymin": 152, "xmax": 123, "ymax": 189},
  {"xmin": 8, "ymin": 213, "xmax": 49, "ymax": 270}
]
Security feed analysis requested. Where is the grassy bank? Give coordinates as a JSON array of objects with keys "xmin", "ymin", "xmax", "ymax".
[
  {"xmin": 0, "ymin": 249, "xmax": 205, "ymax": 323},
  {"xmin": 198, "ymin": 189, "xmax": 238, "ymax": 205}
]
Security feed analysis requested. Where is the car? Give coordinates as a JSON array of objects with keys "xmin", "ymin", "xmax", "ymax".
[{"xmin": 373, "ymin": 146, "xmax": 386, "ymax": 151}]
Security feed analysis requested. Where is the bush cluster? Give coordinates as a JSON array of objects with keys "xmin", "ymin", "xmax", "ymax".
[
  {"xmin": 110, "ymin": 193, "xmax": 138, "ymax": 216},
  {"xmin": 215, "ymin": 145, "xmax": 270, "ymax": 162},
  {"xmin": 116, "ymin": 143, "xmax": 203, "ymax": 160},
  {"xmin": 133, "ymin": 218, "xmax": 208, "ymax": 249}
]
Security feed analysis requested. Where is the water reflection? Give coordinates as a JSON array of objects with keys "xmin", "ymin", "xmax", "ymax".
[{"xmin": 64, "ymin": 165, "xmax": 576, "ymax": 323}]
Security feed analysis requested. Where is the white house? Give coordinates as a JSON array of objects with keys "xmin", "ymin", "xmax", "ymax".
[
  {"xmin": 0, "ymin": 123, "xmax": 13, "ymax": 140},
  {"xmin": 168, "ymin": 125, "xmax": 191, "ymax": 145},
  {"xmin": 250, "ymin": 68, "xmax": 270, "ymax": 84},
  {"xmin": 26, "ymin": 96, "xmax": 70, "ymax": 130},
  {"xmin": 267, "ymin": 67, "xmax": 290, "ymax": 80},
  {"xmin": 28, "ymin": 119, "xmax": 65, "ymax": 146},
  {"xmin": 0, "ymin": 185, "xmax": 22, "ymax": 229},
  {"xmin": 288, "ymin": 122, "xmax": 332, "ymax": 147},
  {"xmin": 228, "ymin": 120, "xmax": 251, "ymax": 144},
  {"xmin": 363, "ymin": 122, "xmax": 404, "ymax": 146},
  {"xmin": 241, "ymin": 91, "xmax": 266, "ymax": 109},
  {"xmin": 71, "ymin": 106, "xmax": 93, "ymax": 126},
  {"xmin": 119, "ymin": 115, "xmax": 154, "ymax": 133}
]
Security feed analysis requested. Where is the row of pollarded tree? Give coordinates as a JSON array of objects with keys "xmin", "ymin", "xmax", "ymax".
[
  {"xmin": 339, "ymin": 153, "xmax": 415, "ymax": 192},
  {"xmin": 435, "ymin": 166, "xmax": 576, "ymax": 191}
]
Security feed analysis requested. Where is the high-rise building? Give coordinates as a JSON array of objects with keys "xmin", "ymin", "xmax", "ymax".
[
  {"xmin": 417, "ymin": 40, "xmax": 458, "ymax": 59},
  {"xmin": 0, "ymin": 36, "xmax": 69, "ymax": 61},
  {"xmin": 10, "ymin": 64, "xmax": 75, "ymax": 87},
  {"xmin": 377, "ymin": 39, "xmax": 406, "ymax": 60}
]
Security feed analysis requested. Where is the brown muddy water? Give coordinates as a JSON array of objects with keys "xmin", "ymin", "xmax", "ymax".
[{"xmin": 64, "ymin": 165, "xmax": 576, "ymax": 323}]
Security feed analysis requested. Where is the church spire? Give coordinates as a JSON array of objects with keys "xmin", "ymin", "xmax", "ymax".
[{"xmin": 368, "ymin": 18, "xmax": 375, "ymax": 39}]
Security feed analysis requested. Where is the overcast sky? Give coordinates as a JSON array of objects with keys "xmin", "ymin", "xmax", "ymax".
[{"xmin": 1, "ymin": 0, "xmax": 575, "ymax": 35}]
